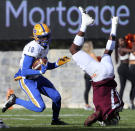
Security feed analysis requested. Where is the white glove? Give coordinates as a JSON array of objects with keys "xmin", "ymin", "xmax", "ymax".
[{"xmin": 79, "ymin": 7, "xmax": 94, "ymax": 32}]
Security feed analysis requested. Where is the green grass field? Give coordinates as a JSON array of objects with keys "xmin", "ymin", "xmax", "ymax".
[{"xmin": 0, "ymin": 108, "xmax": 135, "ymax": 131}]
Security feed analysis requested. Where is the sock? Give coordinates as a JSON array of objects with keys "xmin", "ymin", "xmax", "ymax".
[
  {"xmin": 106, "ymin": 40, "xmax": 116, "ymax": 50},
  {"xmin": 73, "ymin": 35, "xmax": 84, "ymax": 46},
  {"xmin": 80, "ymin": 24, "xmax": 87, "ymax": 32},
  {"xmin": 110, "ymin": 23, "xmax": 117, "ymax": 36}
]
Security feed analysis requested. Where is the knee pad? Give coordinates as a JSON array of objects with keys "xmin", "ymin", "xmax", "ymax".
[{"xmin": 38, "ymin": 103, "xmax": 46, "ymax": 112}]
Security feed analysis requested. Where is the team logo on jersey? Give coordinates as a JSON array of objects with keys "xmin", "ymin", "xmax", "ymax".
[{"xmin": 91, "ymin": 72, "xmax": 97, "ymax": 79}]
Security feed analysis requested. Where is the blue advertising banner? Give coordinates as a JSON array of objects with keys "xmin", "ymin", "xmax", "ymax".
[{"xmin": 0, "ymin": 0, "xmax": 134, "ymax": 40}]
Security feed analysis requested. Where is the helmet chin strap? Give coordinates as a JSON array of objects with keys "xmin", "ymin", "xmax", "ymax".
[{"xmin": 39, "ymin": 42, "xmax": 48, "ymax": 48}]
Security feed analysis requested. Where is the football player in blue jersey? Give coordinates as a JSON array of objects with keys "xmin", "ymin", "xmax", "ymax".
[{"xmin": 2, "ymin": 23, "xmax": 70, "ymax": 125}]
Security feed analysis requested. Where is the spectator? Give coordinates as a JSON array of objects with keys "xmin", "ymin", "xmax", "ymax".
[
  {"xmin": 129, "ymin": 47, "xmax": 135, "ymax": 109},
  {"xmin": 82, "ymin": 41, "xmax": 98, "ymax": 110},
  {"xmin": 115, "ymin": 37, "xmax": 135, "ymax": 109}
]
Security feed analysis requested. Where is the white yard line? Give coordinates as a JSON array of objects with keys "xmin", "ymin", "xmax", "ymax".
[
  {"xmin": 0, "ymin": 114, "xmax": 87, "ymax": 117},
  {"xmin": 3, "ymin": 118, "xmax": 35, "ymax": 120}
]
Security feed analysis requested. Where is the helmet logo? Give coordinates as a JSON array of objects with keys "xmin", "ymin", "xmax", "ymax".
[{"xmin": 33, "ymin": 29, "xmax": 36, "ymax": 34}]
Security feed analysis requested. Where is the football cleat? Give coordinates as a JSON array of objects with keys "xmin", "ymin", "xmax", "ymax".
[
  {"xmin": 2, "ymin": 94, "xmax": 16, "ymax": 113},
  {"xmin": 111, "ymin": 16, "xmax": 119, "ymax": 25},
  {"xmin": 79, "ymin": 6, "xmax": 94, "ymax": 26},
  {"xmin": 0, "ymin": 120, "xmax": 9, "ymax": 128},
  {"xmin": 51, "ymin": 119, "xmax": 68, "ymax": 125},
  {"xmin": 104, "ymin": 112, "xmax": 120, "ymax": 126},
  {"xmin": 104, "ymin": 118, "xmax": 119, "ymax": 126}
]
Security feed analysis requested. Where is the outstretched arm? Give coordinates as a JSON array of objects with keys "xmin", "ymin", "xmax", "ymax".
[
  {"xmin": 70, "ymin": 7, "xmax": 94, "ymax": 55},
  {"xmin": 47, "ymin": 56, "xmax": 71, "ymax": 70}
]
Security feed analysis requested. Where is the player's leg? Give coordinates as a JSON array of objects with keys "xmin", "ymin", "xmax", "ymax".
[
  {"xmin": 100, "ymin": 17, "xmax": 118, "ymax": 77},
  {"xmin": 104, "ymin": 16, "xmax": 118, "ymax": 56},
  {"xmin": 2, "ymin": 79, "xmax": 45, "ymax": 112},
  {"xmin": 70, "ymin": 7, "xmax": 94, "ymax": 55},
  {"xmin": 17, "ymin": 79, "xmax": 45, "ymax": 112},
  {"xmin": 37, "ymin": 76, "xmax": 66, "ymax": 125},
  {"xmin": 70, "ymin": 11, "xmax": 99, "ymax": 75},
  {"xmin": 101, "ymin": 16, "xmax": 118, "ymax": 64}
]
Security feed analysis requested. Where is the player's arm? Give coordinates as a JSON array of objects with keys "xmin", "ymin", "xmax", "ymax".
[
  {"xmin": 47, "ymin": 56, "xmax": 71, "ymax": 70},
  {"xmin": 47, "ymin": 62, "xmax": 57, "ymax": 70},
  {"xmin": 119, "ymin": 48, "xmax": 133, "ymax": 55},
  {"xmin": 21, "ymin": 55, "xmax": 46, "ymax": 76},
  {"xmin": 70, "ymin": 7, "xmax": 94, "ymax": 55}
]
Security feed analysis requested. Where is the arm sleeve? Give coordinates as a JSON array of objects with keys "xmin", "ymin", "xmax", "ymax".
[
  {"xmin": 21, "ymin": 55, "xmax": 41, "ymax": 76},
  {"xmin": 47, "ymin": 62, "xmax": 58, "ymax": 70}
]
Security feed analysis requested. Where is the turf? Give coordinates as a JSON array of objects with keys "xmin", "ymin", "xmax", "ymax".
[{"xmin": 0, "ymin": 108, "xmax": 135, "ymax": 130}]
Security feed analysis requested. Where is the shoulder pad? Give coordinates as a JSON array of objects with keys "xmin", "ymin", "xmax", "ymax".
[{"xmin": 23, "ymin": 40, "xmax": 42, "ymax": 57}]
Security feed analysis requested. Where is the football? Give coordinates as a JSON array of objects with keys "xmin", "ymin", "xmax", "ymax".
[{"xmin": 32, "ymin": 58, "xmax": 48, "ymax": 70}]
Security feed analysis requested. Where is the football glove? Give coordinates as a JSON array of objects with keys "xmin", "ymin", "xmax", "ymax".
[
  {"xmin": 56, "ymin": 56, "xmax": 71, "ymax": 67},
  {"xmin": 79, "ymin": 6, "xmax": 94, "ymax": 32},
  {"xmin": 40, "ymin": 64, "xmax": 47, "ymax": 74}
]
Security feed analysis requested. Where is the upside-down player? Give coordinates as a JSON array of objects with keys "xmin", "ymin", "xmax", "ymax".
[
  {"xmin": 70, "ymin": 7, "xmax": 124, "ymax": 126},
  {"xmin": 2, "ymin": 23, "xmax": 70, "ymax": 125}
]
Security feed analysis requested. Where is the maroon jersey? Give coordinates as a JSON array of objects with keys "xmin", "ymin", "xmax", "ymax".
[{"xmin": 92, "ymin": 77, "xmax": 124, "ymax": 121}]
